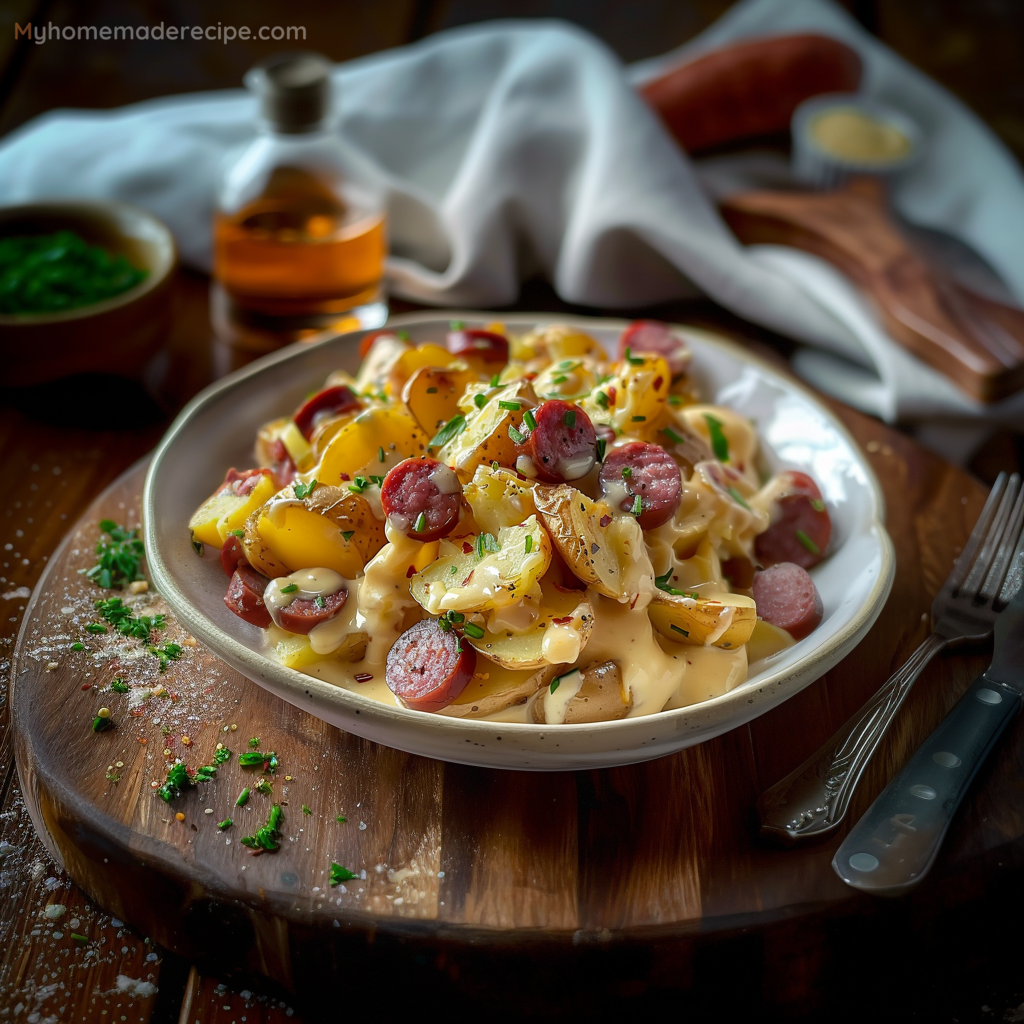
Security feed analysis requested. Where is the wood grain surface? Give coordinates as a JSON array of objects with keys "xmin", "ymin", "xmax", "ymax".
[{"xmin": 10, "ymin": 398, "xmax": 1024, "ymax": 1018}]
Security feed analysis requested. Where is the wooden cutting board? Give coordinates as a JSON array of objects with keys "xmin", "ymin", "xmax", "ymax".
[{"xmin": 10, "ymin": 418, "xmax": 1024, "ymax": 1017}]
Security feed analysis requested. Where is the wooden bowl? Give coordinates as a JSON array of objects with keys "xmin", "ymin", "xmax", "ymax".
[{"xmin": 0, "ymin": 200, "xmax": 177, "ymax": 387}]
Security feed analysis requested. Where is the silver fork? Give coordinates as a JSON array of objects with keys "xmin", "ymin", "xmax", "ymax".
[{"xmin": 759, "ymin": 471, "xmax": 1024, "ymax": 844}]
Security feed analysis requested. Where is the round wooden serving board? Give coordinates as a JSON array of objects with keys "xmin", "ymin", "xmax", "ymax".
[{"xmin": 12, "ymin": 429, "xmax": 1024, "ymax": 1016}]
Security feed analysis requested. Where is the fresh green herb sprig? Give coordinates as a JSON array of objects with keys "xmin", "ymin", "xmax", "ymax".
[
  {"xmin": 241, "ymin": 804, "xmax": 283, "ymax": 852},
  {"xmin": 654, "ymin": 567, "xmax": 686, "ymax": 597},
  {"xmin": 330, "ymin": 863, "xmax": 359, "ymax": 886},
  {"xmin": 703, "ymin": 414, "xmax": 730, "ymax": 462},
  {"xmin": 148, "ymin": 642, "xmax": 183, "ymax": 672},
  {"xmin": 85, "ymin": 520, "xmax": 144, "ymax": 590},
  {"xmin": 430, "ymin": 414, "xmax": 467, "ymax": 449},
  {"xmin": 93, "ymin": 597, "xmax": 165, "ymax": 642},
  {"xmin": 156, "ymin": 747, "xmax": 230, "ymax": 802},
  {"xmin": 238, "ymin": 750, "xmax": 279, "ymax": 773},
  {"xmin": 294, "ymin": 479, "xmax": 318, "ymax": 500}
]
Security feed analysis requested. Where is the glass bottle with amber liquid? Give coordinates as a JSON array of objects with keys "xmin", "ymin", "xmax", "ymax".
[{"xmin": 213, "ymin": 52, "xmax": 386, "ymax": 357}]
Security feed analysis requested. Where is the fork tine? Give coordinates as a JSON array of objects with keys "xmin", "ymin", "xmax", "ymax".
[
  {"xmin": 981, "ymin": 480, "xmax": 1024, "ymax": 606},
  {"xmin": 948, "ymin": 471, "xmax": 1009, "ymax": 594},
  {"xmin": 960, "ymin": 473, "xmax": 1020, "ymax": 598},
  {"xmin": 997, "ymin": 489, "xmax": 1024, "ymax": 606}
]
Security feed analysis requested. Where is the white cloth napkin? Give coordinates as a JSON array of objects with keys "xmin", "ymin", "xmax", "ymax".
[{"xmin": 2, "ymin": 0, "xmax": 1023, "ymax": 455}]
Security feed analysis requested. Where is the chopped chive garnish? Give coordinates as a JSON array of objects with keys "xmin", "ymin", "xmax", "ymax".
[
  {"xmin": 550, "ymin": 676, "xmax": 561, "ymax": 694},
  {"xmin": 669, "ymin": 623, "xmax": 689, "ymax": 636},
  {"xmin": 229, "ymin": 528, "xmax": 246, "ymax": 537},
  {"xmin": 92, "ymin": 714, "xmax": 113, "ymax": 733},
  {"xmin": 624, "ymin": 347, "xmax": 644, "ymax": 365},
  {"xmin": 336, "ymin": 815, "xmax": 347, "ymax": 823},
  {"xmin": 595, "ymin": 391, "xmax": 609, "ymax": 409},
  {"xmin": 508, "ymin": 425, "xmax": 525, "ymax": 444},
  {"xmin": 450, "ymin": 320, "xmax": 465, "ymax": 330},
  {"xmin": 490, "ymin": 373, "xmax": 501, "ymax": 387},
  {"xmin": 426, "ymin": 387, "xmax": 438, "ymax": 394},
  {"xmin": 293, "ymin": 479, "xmax": 318, "ymax": 500},
  {"xmin": 369, "ymin": 475, "xmax": 385, "ymax": 487},
  {"xmin": 236, "ymin": 788, "xmax": 251, "ymax": 808},
  {"xmin": 563, "ymin": 410, "xmax": 576, "ymax": 427},
  {"xmin": 248, "ymin": 737, "xmax": 260, "ymax": 749},
  {"xmin": 86, "ymin": 623, "xmax": 107, "ymax": 634},
  {"xmin": 668, "ymin": 395, "xmax": 683, "ymax": 406},
  {"xmin": 596, "ymin": 438, "xmax": 606, "ymax": 463},
  {"xmin": 524, "ymin": 535, "xmax": 533, "ymax": 554},
  {"xmin": 522, "ymin": 409, "xmax": 537, "ymax": 431},
  {"xmin": 330, "ymin": 863, "xmax": 359, "ymax": 885},
  {"xmin": 796, "ymin": 529, "xmax": 821, "ymax": 555},
  {"xmin": 631, "ymin": 415, "xmax": 646, "ymax": 422},
  {"xmin": 315, "ymin": 595, "xmax": 326, "ymax": 609},
  {"xmin": 396, "ymin": 330, "xmax": 410, "ymax": 340},
  {"xmin": 414, "ymin": 512, "xmax": 427, "ymax": 534},
  {"xmin": 430, "ymin": 414, "xmax": 467, "ymax": 448},
  {"xmin": 447, "ymin": 611, "xmax": 465, "ymax": 624},
  {"xmin": 437, "ymin": 615, "xmax": 451, "ymax": 632},
  {"xmin": 499, "ymin": 400, "xmax": 521, "ymax": 411},
  {"xmin": 661, "ymin": 426, "xmax": 684, "ymax": 445},
  {"xmin": 491, "ymin": 461, "xmax": 499, "ymax": 471},
  {"xmin": 464, "ymin": 622, "xmax": 485, "ymax": 639},
  {"xmin": 86, "ymin": 520, "xmax": 145, "ymax": 590},
  {"xmin": 347, "ymin": 475, "xmax": 369, "ymax": 494},
  {"xmin": 727, "ymin": 487, "xmax": 751, "ymax": 510},
  {"xmin": 71, "ymin": 933, "xmax": 88, "ymax": 944},
  {"xmin": 302, "ymin": 804, "xmax": 312, "ymax": 815},
  {"xmin": 240, "ymin": 803, "xmax": 283, "ymax": 852},
  {"xmin": 449, "ymin": 565, "xmax": 458, "ymax": 575},
  {"xmin": 631, "ymin": 495, "xmax": 643, "ymax": 517},
  {"xmin": 217, "ymin": 818, "xmax": 233, "ymax": 830},
  {"xmin": 703, "ymin": 414, "xmax": 729, "ymax": 462},
  {"xmin": 110, "ymin": 679, "xmax": 130, "ymax": 693},
  {"xmin": 341, "ymin": 530, "xmax": 355, "ymax": 541},
  {"xmin": 378, "ymin": 447, "xmax": 386, "ymax": 463},
  {"xmin": 280, "ymin": 584, "xmax": 298, "ymax": 594},
  {"xmin": 811, "ymin": 499, "xmax": 825, "ymax": 512},
  {"xmin": 474, "ymin": 393, "xmax": 487, "ymax": 409},
  {"xmin": 552, "ymin": 374, "xmax": 568, "ymax": 384},
  {"xmin": 654, "ymin": 567, "xmax": 685, "ymax": 596},
  {"xmin": 71, "ymin": 642, "xmax": 85, "ymax": 651},
  {"xmin": 622, "ymin": 466, "xmax": 632, "ymax": 479}
]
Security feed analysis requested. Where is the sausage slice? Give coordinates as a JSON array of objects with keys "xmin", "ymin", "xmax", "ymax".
[
  {"xmin": 292, "ymin": 385, "xmax": 361, "ymax": 440},
  {"xmin": 386, "ymin": 618, "xmax": 476, "ymax": 712},
  {"xmin": 445, "ymin": 328, "xmax": 509, "ymax": 365},
  {"xmin": 519, "ymin": 399, "xmax": 597, "ymax": 483},
  {"xmin": 755, "ymin": 470, "xmax": 831, "ymax": 569},
  {"xmin": 752, "ymin": 562, "xmax": 823, "ymax": 640},
  {"xmin": 278, "ymin": 588, "xmax": 349, "ymax": 635},
  {"xmin": 224, "ymin": 564, "xmax": 273, "ymax": 628},
  {"xmin": 617, "ymin": 320, "xmax": 690, "ymax": 376},
  {"xmin": 598, "ymin": 441, "xmax": 682, "ymax": 530},
  {"xmin": 380, "ymin": 457, "xmax": 462, "ymax": 541},
  {"xmin": 220, "ymin": 534, "xmax": 247, "ymax": 576}
]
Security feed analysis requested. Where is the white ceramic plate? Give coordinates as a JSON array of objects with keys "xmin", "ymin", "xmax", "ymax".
[{"xmin": 144, "ymin": 313, "xmax": 894, "ymax": 771}]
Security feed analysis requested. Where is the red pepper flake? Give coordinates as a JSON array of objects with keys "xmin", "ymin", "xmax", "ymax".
[
  {"xmin": 607, "ymin": 386, "xmax": 617, "ymax": 406},
  {"xmin": 462, "ymin": 542, "xmax": 474, "ymax": 554},
  {"xmin": 551, "ymin": 616, "xmax": 574, "ymax": 625},
  {"xmin": 630, "ymin": 593, "xmax": 640, "ymax": 610},
  {"xmin": 354, "ymin": 673, "xmax": 374, "ymax": 683},
  {"xmin": 599, "ymin": 514, "xmax": 612, "ymax": 528},
  {"xmin": 203, "ymin": 686, "xmax": 213, "ymax": 695},
  {"xmin": 339, "ymin": 472, "xmax": 351, "ymax": 481},
  {"xmin": 523, "ymin": 372, "xmax": 537, "ymax": 381},
  {"xmin": 406, "ymin": 564, "xmax": 417, "ymax": 578},
  {"xmin": 130, "ymin": 709, "xmax": 145, "ymax": 717},
  {"xmin": 81, "ymin": 683, "xmax": 92, "ymax": 691},
  {"xmin": 653, "ymin": 376, "xmax": 663, "ymax": 391},
  {"xmin": 462, "ymin": 570, "xmax": 475, "ymax": 586},
  {"xmin": 170, "ymin": 693, "xmax": 180, "ymax": 702}
]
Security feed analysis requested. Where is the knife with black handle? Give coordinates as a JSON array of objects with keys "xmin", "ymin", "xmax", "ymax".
[{"xmin": 833, "ymin": 584, "xmax": 1024, "ymax": 896}]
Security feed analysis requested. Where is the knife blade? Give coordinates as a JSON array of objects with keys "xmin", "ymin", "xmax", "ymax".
[{"xmin": 832, "ymin": 582, "xmax": 1024, "ymax": 896}]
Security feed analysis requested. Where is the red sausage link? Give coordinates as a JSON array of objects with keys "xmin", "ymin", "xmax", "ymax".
[
  {"xmin": 380, "ymin": 457, "xmax": 462, "ymax": 541},
  {"xmin": 520, "ymin": 400, "xmax": 597, "ymax": 483},
  {"xmin": 755, "ymin": 471, "xmax": 831, "ymax": 569},
  {"xmin": 220, "ymin": 535, "xmax": 247, "ymax": 576},
  {"xmin": 640, "ymin": 34, "xmax": 862, "ymax": 154},
  {"xmin": 268, "ymin": 438, "xmax": 297, "ymax": 489},
  {"xmin": 445, "ymin": 328, "xmax": 509, "ymax": 364},
  {"xmin": 292, "ymin": 385, "xmax": 362, "ymax": 440},
  {"xmin": 278, "ymin": 588, "xmax": 349, "ymax": 635},
  {"xmin": 386, "ymin": 618, "xmax": 476, "ymax": 712},
  {"xmin": 752, "ymin": 562, "xmax": 823, "ymax": 640},
  {"xmin": 599, "ymin": 441, "xmax": 682, "ymax": 530},
  {"xmin": 618, "ymin": 320, "xmax": 690, "ymax": 376},
  {"xmin": 224, "ymin": 564, "xmax": 272, "ymax": 628}
]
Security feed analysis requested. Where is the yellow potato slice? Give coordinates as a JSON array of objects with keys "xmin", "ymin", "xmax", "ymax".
[
  {"xmin": 648, "ymin": 589, "xmax": 756, "ymax": 649},
  {"xmin": 469, "ymin": 588, "xmax": 594, "ymax": 670},
  {"xmin": 533, "ymin": 485, "xmax": 654, "ymax": 605},
  {"xmin": 402, "ymin": 363, "xmax": 478, "ymax": 436},
  {"xmin": 462, "ymin": 464, "xmax": 537, "ymax": 536},
  {"xmin": 354, "ymin": 334, "xmax": 410, "ymax": 392},
  {"xmin": 437, "ymin": 663, "xmax": 557, "ymax": 719},
  {"xmin": 531, "ymin": 660, "xmax": 632, "ymax": 724},
  {"xmin": 531, "ymin": 357, "xmax": 598, "ymax": 401},
  {"xmin": 243, "ymin": 484, "xmax": 385, "ymax": 579},
  {"xmin": 580, "ymin": 353, "xmax": 671, "ymax": 435},
  {"xmin": 188, "ymin": 470, "xmax": 277, "ymax": 548},
  {"xmin": 316, "ymin": 406, "xmax": 428, "ymax": 485},
  {"xmin": 409, "ymin": 516, "xmax": 551, "ymax": 615},
  {"xmin": 273, "ymin": 630, "xmax": 369, "ymax": 670},
  {"xmin": 386, "ymin": 343, "xmax": 458, "ymax": 397},
  {"xmin": 512, "ymin": 323, "xmax": 601, "ymax": 363}
]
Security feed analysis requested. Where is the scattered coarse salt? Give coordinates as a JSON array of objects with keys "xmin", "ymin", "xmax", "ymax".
[
  {"xmin": 42, "ymin": 904, "xmax": 66, "ymax": 920},
  {"xmin": 204, "ymin": 808, "xmax": 214, "ymax": 815}
]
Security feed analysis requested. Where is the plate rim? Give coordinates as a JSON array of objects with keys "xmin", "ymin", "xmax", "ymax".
[{"xmin": 144, "ymin": 311, "xmax": 894, "ymax": 759}]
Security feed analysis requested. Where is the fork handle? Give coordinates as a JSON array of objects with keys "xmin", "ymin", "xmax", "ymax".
[
  {"xmin": 833, "ymin": 673, "xmax": 1022, "ymax": 895},
  {"xmin": 758, "ymin": 632, "xmax": 947, "ymax": 843}
]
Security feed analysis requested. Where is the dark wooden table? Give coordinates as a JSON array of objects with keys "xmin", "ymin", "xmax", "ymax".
[{"xmin": 3, "ymin": 2, "xmax": 1024, "ymax": 1020}]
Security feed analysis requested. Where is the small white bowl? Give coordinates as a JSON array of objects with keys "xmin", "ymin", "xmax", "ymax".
[{"xmin": 792, "ymin": 93, "xmax": 923, "ymax": 190}]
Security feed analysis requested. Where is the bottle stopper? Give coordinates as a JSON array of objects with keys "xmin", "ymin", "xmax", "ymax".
[{"xmin": 245, "ymin": 52, "xmax": 335, "ymax": 133}]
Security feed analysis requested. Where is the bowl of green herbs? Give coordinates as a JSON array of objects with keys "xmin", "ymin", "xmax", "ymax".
[{"xmin": 0, "ymin": 201, "xmax": 176, "ymax": 386}]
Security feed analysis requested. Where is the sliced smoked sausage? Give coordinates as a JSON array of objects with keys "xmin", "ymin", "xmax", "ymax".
[
  {"xmin": 445, "ymin": 328, "xmax": 509, "ymax": 365},
  {"xmin": 599, "ymin": 441, "xmax": 682, "ymax": 530},
  {"xmin": 752, "ymin": 562, "xmax": 823, "ymax": 640},
  {"xmin": 386, "ymin": 618, "xmax": 476, "ymax": 712},
  {"xmin": 380, "ymin": 457, "xmax": 462, "ymax": 541},
  {"xmin": 292, "ymin": 385, "xmax": 361, "ymax": 440},
  {"xmin": 277, "ymin": 588, "xmax": 349, "ymax": 635},
  {"xmin": 755, "ymin": 470, "xmax": 831, "ymax": 569},
  {"xmin": 618, "ymin": 320, "xmax": 690, "ymax": 376},
  {"xmin": 220, "ymin": 534, "xmax": 247, "ymax": 576},
  {"xmin": 224, "ymin": 564, "xmax": 273, "ymax": 628},
  {"xmin": 519, "ymin": 399, "xmax": 597, "ymax": 483}
]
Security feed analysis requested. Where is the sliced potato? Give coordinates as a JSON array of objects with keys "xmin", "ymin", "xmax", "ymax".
[
  {"xmin": 255, "ymin": 416, "xmax": 290, "ymax": 469},
  {"xmin": 580, "ymin": 354, "xmax": 671, "ymax": 435},
  {"xmin": 243, "ymin": 484, "xmax": 386, "ymax": 579},
  {"xmin": 533, "ymin": 485, "xmax": 654, "ymax": 606},
  {"xmin": 317, "ymin": 406, "xmax": 428, "ymax": 484},
  {"xmin": 273, "ymin": 630, "xmax": 369, "ymax": 669},
  {"xmin": 409, "ymin": 516, "xmax": 551, "ymax": 615},
  {"xmin": 679, "ymin": 404, "xmax": 760, "ymax": 483},
  {"xmin": 438, "ymin": 663, "xmax": 557, "ymax": 719},
  {"xmin": 437, "ymin": 379, "xmax": 536, "ymax": 481},
  {"xmin": 188, "ymin": 470, "xmax": 277, "ymax": 548},
  {"xmin": 512, "ymin": 324, "xmax": 601, "ymax": 364},
  {"xmin": 470, "ymin": 589, "xmax": 594, "ymax": 670},
  {"xmin": 386, "ymin": 343, "xmax": 458, "ymax": 397},
  {"xmin": 648, "ymin": 589, "xmax": 756, "ymax": 649},
  {"xmin": 462, "ymin": 464, "xmax": 537, "ymax": 536},
  {"xmin": 354, "ymin": 334, "xmax": 410, "ymax": 392},
  {"xmin": 402, "ymin": 363, "xmax": 478, "ymax": 436},
  {"xmin": 531, "ymin": 660, "xmax": 632, "ymax": 724},
  {"xmin": 531, "ymin": 357, "xmax": 598, "ymax": 401}
]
